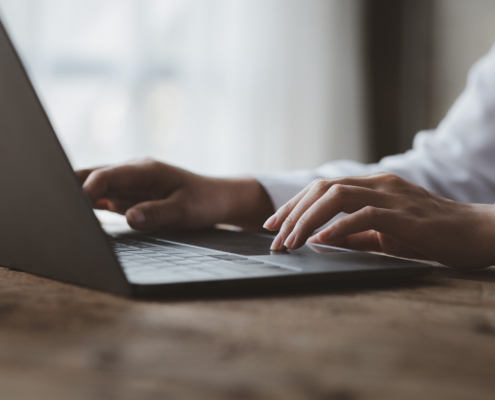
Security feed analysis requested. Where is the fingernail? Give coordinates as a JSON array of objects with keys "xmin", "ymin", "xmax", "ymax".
[
  {"xmin": 284, "ymin": 232, "xmax": 296, "ymax": 249},
  {"xmin": 270, "ymin": 233, "xmax": 284, "ymax": 251},
  {"xmin": 127, "ymin": 209, "xmax": 146, "ymax": 225},
  {"xmin": 263, "ymin": 215, "xmax": 278, "ymax": 230}
]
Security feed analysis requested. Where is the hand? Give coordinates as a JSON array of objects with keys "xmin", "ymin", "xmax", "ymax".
[
  {"xmin": 77, "ymin": 158, "xmax": 274, "ymax": 231},
  {"xmin": 263, "ymin": 173, "xmax": 495, "ymax": 269}
]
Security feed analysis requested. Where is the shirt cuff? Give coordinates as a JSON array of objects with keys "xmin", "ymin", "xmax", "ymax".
[{"xmin": 254, "ymin": 169, "xmax": 318, "ymax": 211}]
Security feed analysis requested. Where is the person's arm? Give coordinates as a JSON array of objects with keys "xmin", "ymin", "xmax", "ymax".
[
  {"xmin": 257, "ymin": 42, "xmax": 495, "ymax": 269},
  {"xmin": 262, "ymin": 172, "xmax": 495, "ymax": 269},
  {"xmin": 77, "ymin": 159, "xmax": 274, "ymax": 232},
  {"xmin": 257, "ymin": 41, "xmax": 495, "ymax": 211}
]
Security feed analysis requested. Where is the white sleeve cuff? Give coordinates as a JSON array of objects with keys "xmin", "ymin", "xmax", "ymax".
[{"xmin": 254, "ymin": 169, "xmax": 319, "ymax": 211}]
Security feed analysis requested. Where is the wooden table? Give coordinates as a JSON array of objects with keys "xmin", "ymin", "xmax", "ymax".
[{"xmin": 0, "ymin": 264, "xmax": 494, "ymax": 400}]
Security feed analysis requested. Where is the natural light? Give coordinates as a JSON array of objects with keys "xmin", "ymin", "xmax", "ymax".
[{"xmin": 0, "ymin": 0, "xmax": 367, "ymax": 175}]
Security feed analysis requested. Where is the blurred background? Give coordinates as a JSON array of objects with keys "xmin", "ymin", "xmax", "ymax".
[{"xmin": 0, "ymin": 0, "xmax": 494, "ymax": 176}]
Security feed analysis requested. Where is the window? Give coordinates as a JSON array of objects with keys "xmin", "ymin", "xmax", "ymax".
[{"xmin": 0, "ymin": 0, "xmax": 367, "ymax": 175}]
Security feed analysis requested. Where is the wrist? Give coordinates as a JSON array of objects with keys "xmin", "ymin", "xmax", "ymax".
[{"xmin": 212, "ymin": 177, "xmax": 275, "ymax": 231}]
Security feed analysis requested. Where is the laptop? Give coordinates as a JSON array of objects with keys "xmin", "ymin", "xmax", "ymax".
[{"xmin": 0, "ymin": 19, "xmax": 432, "ymax": 297}]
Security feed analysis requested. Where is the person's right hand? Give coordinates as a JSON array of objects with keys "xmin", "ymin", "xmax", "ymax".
[
  {"xmin": 76, "ymin": 158, "xmax": 274, "ymax": 231},
  {"xmin": 263, "ymin": 173, "xmax": 495, "ymax": 269}
]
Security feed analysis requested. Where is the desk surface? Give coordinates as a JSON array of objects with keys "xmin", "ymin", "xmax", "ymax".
[{"xmin": 0, "ymin": 265, "xmax": 494, "ymax": 400}]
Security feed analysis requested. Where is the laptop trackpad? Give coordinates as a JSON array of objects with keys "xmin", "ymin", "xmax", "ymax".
[
  {"xmin": 252, "ymin": 251, "xmax": 429, "ymax": 273},
  {"xmin": 149, "ymin": 228, "xmax": 347, "ymax": 256}
]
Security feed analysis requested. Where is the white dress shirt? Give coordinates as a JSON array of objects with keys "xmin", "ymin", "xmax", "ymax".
[{"xmin": 257, "ymin": 41, "xmax": 495, "ymax": 213}]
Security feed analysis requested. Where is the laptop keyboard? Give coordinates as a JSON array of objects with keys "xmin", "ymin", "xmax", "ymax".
[{"xmin": 108, "ymin": 236, "xmax": 292, "ymax": 284}]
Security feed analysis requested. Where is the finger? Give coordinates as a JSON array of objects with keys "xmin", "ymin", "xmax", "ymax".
[
  {"xmin": 94, "ymin": 199, "xmax": 110, "ymax": 210},
  {"xmin": 272, "ymin": 182, "xmax": 333, "ymax": 247},
  {"xmin": 309, "ymin": 230, "xmax": 429, "ymax": 260},
  {"xmin": 282, "ymin": 186, "xmax": 394, "ymax": 249},
  {"xmin": 83, "ymin": 162, "xmax": 178, "ymax": 205},
  {"xmin": 315, "ymin": 206, "xmax": 394, "ymax": 244},
  {"xmin": 308, "ymin": 230, "xmax": 384, "ymax": 252},
  {"xmin": 83, "ymin": 165, "xmax": 150, "ymax": 204},
  {"xmin": 264, "ymin": 175, "xmax": 386, "ymax": 232},
  {"xmin": 76, "ymin": 167, "xmax": 105, "ymax": 184},
  {"xmin": 95, "ymin": 198, "xmax": 141, "ymax": 214},
  {"xmin": 125, "ymin": 191, "xmax": 183, "ymax": 230},
  {"xmin": 263, "ymin": 185, "xmax": 312, "ymax": 231},
  {"xmin": 268, "ymin": 184, "xmax": 327, "ymax": 250}
]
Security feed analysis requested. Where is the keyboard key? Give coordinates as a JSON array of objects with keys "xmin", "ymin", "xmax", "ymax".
[
  {"xmin": 186, "ymin": 257, "xmax": 217, "ymax": 263},
  {"xmin": 210, "ymin": 255, "xmax": 247, "ymax": 261},
  {"xmin": 162, "ymin": 256, "xmax": 184, "ymax": 262},
  {"xmin": 151, "ymin": 248, "xmax": 187, "ymax": 254},
  {"xmin": 231, "ymin": 260, "xmax": 266, "ymax": 265},
  {"xmin": 169, "ymin": 260, "xmax": 201, "ymax": 265},
  {"xmin": 175, "ymin": 253, "xmax": 203, "ymax": 258},
  {"xmin": 138, "ymin": 259, "xmax": 166, "ymax": 264},
  {"xmin": 146, "ymin": 245, "xmax": 178, "ymax": 250},
  {"xmin": 147, "ymin": 253, "xmax": 171, "ymax": 257},
  {"xmin": 153, "ymin": 262, "xmax": 180, "ymax": 269},
  {"xmin": 117, "ymin": 253, "xmax": 146, "ymax": 261}
]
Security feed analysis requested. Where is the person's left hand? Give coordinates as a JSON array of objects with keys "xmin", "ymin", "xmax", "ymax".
[{"xmin": 263, "ymin": 173, "xmax": 495, "ymax": 269}]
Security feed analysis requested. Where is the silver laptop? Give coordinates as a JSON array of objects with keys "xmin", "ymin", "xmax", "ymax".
[{"xmin": 0, "ymin": 19, "xmax": 432, "ymax": 297}]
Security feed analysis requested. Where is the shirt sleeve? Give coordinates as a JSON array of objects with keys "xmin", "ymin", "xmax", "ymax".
[{"xmin": 256, "ymin": 41, "xmax": 495, "ymax": 212}]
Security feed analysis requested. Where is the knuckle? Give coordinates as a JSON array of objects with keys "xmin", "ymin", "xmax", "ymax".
[
  {"xmin": 404, "ymin": 202, "xmax": 423, "ymax": 217},
  {"xmin": 143, "ymin": 156, "xmax": 157, "ymax": 164},
  {"xmin": 383, "ymin": 173, "xmax": 403, "ymax": 185},
  {"xmin": 312, "ymin": 178, "xmax": 330, "ymax": 192},
  {"xmin": 329, "ymin": 184, "xmax": 347, "ymax": 197},
  {"xmin": 332, "ymin": 218, "xmax": 346, "ymax": 231},
  {"xmin": 88, "ymin": 168, "xmax": 107, "ymax": 183},
  {"xmin": 368, "ymin": 172, "xmax": 385, "ymax": 180},
  {"xmin": 282, "ymin": 215, "xmax": 297, "ymax": 230},
  {"xmin": 77, "ymin": 168, "xmax": 90, "ymax": 177},
  {"xmin": 297, "ymin": 212, "xmax": 312, "ymax": 228},
  {"xmin": 141, "ymin": 157, "xmax": 166, "ymax": 175},
  {"xmin": 416, "ymin": 185, "xmax": 430, "ymax": 198},
  {"xmin": 363, "ymin": 206, "xmax": 380, "ymax": 219},
  {"xmin": 285, "ymin": 215, "xmax": 296, "ymax": 227},
  {"xmin": 281, "ymin": 202, "xmax": 294, "ymax": 215},
  {"xmin": 137, "ymin": 157, "xmax": 159, "ymax": 168}
]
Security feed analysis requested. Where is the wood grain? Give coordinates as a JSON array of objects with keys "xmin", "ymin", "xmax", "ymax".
[{"xmin": 0, "ymin": 265, "xmax": 494, "ymax": 400}]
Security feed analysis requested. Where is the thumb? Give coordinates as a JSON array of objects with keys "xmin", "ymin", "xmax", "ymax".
[{"xmin": 125, "ymin": 193, "xmax": 182, "ymax": 230}]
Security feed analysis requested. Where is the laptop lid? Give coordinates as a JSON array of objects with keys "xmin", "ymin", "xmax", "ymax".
[{"xmin": 0, "ymin": 19, "xmax": 131, "ymax": 296}]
